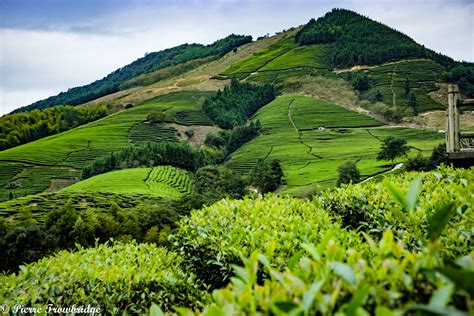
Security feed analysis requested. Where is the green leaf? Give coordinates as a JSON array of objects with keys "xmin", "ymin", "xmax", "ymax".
[
  {"xmin": 288, "ymin": 250, "xmax": 304, "ymax": 270},
  {"xmin": 330, "ymin": 262, "xmax": 356, "ymax": 285},
  {"xmin": 406, "ymin": 177, "xmax": 422, "ymax": 212},
  {"xmin": 301, "ymin": 243, "xmax": 320, "ymax": 261},
  {"xmin": 275, "ymin": 301, "xmax": 299, "ymax": 313},
  {"xmin": 375, "ymin": 306, "xmax": 395, "ymax": 316},
  {"xmin": 346, "ymin": 284, "xmax": 369, "ymax": 316},
  {"xmin": 427, "ymin": 203, "xmax": 455, "ymax": 241},
  {"xmin": 428, "ymin": 284, "xmax": 453, "ymax": 308},
  {"xmin": 204, "ymin": 306, "xmax": 227, "ymax": 316},
  {"xmin": 385, "ymin": 182, "xmax": 406, "ymax": 220},
  {"xmin": 149, "ymin": 303, "xmax": 164, "ymax": 316},
  {"xmin": 437, "ymin": 267, "xmax": 474, "ymax": 295}
]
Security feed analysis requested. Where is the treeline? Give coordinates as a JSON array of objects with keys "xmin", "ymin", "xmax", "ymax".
[
  {"xmin": 14, "ymin": 34, "xmax": 252, "ymax": 113},
  {"xmin": 82, "ymin": 142, "xmax": 212, "ymax": 179},
  {"xmin": 0, "ymin": 195, "xmax": 194, "ymax": 272},
  {"xmin": 203, "ymin": 78, "xmax": 276, "ymax": 129},
  {"xmin": 120, "ymin": 56, "xmax": 216, "ymax": 89},
  {"xmin": 0, "ymin": 105, "xmax": 106, "ymax": 150},
  {"xmin": 296, "ymin": 9, "xmax": 474, "ymax": 97}
]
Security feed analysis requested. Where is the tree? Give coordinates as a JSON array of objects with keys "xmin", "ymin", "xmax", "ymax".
[
  {"xmin": 251, "ymin": 159, "xmax": 284, "ymax": 193},
  {"xmin": 376, "ymin": 137, "xmax": 410, "ymax": 163},
  {"xmin": 337, "ymin": 161, "xmax": 361, "ymax": 186}
]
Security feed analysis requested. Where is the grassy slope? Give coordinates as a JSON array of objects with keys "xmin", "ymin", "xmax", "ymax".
[
  {"xmin": 226, "ymin": 94, "xmax": 444, "ymax": 195},
  {"xmin": 62, "ymin": 166, "xmax": 193, "ymax": 198},
  {"xmin": 0, "ymin": 91, "xmax": 211, "ymax": 201}
]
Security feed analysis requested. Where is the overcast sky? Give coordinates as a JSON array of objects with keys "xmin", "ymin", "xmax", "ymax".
[{"xmin": 0, "ymin": 0, "xmax": 473, "ymax": 115}]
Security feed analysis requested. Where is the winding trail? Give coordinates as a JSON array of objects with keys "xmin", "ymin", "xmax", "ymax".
[{"xmin": 362, "ymin": 163, "xmax": 404, "ymax": 183}]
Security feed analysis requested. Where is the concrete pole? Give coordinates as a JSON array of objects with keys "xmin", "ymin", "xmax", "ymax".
[
  {"xmin": 447, "ymin": 85, "xmax": 456, "ymax": 153},
  {"xmin": 453, "ymin": 85, "xmax": 460, "ymax": 151}
]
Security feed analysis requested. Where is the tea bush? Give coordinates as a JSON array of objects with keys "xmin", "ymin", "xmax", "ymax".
[
  {"xmin": 0, "ymin": 242, "xmax": 208, "ymax": 314},
  {"xmin": 319, "ymin": 166, "xmax": 473, "ymax": 258},
  {"xmin": 171, "ymin": 195, "xmax": 361, "ymax": 288},
  {"xmin": 190, "ymin": 232, "xmax": 472, "ymax": 315}
]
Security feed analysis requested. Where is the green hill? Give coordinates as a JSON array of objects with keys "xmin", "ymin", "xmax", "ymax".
[
  {"xmin": 14, "ymin": 34, "xmax": 251, "ymax": 113},
  {"xmin": 0, "ymin": 91, "xmax": 212, "ymax": 201},
  {"xmin": 226, "ymin": 94, "xmax": 443, "ymax": 195},
  {"xmin": 62, "ymin": 166, "xmax": 193, "ymax": 198}
]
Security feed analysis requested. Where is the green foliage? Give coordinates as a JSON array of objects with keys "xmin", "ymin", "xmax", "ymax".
[
  {"xmin": 296, "ymin": 9, "xmax": 435, "ymax": 68},
  {"xmin": 15, "ymin": 34, "xmax": 252, "ymax": 113},
  {"xmin": 120, "ymin": 56, "xmax": 216, "ymax": 89},
  {"xmin": 203, "ymin": 78, "xmax": 276, "ymax": 129},
  {"xmin": 377, "ymin": 136, "xmax": 411, "ymax": 162},
  {"xmin": 194, "ymin": 165, "xmax": 247, "ymax": 201},
  {"xmin": 0, "ymin": 104, "xmax": 106, "ymax": 150},
  {"xmin": 251, "ymin": 159, "xmax": 284, "ymax": 193},
  {"xmin": 337, "ymin": 161, "xmax": 361, "ymax": 186},
  {"xmin": 81, "ymin": 142, "xmax": 206, "ymax": 179},
  {"xmin": 0, "ymin": 191, "xmax": 194, "ymax": 272},
  {"xmin": 174, "ymin": 166, "xmax": 472, "ymax": 314},
  {"xmin": 170, "ymin": 195, "xmax": 345, "ymax": 288},
  {"xmin": 445, "ymin": 63, "xmax": 474, "ymax": 97},
  {"xmin": 205, "ymin": 120, "xmax": 261, "ymax": 155},
  {"xmin": 0, "ymin": 242, "xmax": 208, "ymax": 313}
]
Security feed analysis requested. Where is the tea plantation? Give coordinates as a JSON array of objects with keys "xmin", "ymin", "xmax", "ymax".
[
  {"xmin": 226, "ymin": 94, "xmax": 444, "ymax": 195},
  {"xmin": 0, "ymin": 91, "xmax": 213, "ymax": 201},
  {"xmin": 62, "ymin": 166, "xmax": 193, "ymax": 198},
  {"xmin": 1, "ymin": 166, "xmax": 471, "ymax": 314}
]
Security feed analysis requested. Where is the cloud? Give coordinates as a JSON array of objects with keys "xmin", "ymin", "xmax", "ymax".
[{"xmin": 0, "ymin": 0, "xmax": 472, "ymax": 115}]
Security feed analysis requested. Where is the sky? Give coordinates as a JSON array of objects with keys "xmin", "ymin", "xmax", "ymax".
[{"xmin": 0, "ymin": 0, "xmax": 473, "ymax": 115}]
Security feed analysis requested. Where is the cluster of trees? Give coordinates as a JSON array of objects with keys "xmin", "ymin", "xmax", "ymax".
[
  {"xmin": 82, "ymin": 142, "xmax": 208, "ymax": 179},
  {"xmin": 14, "ymin": 34, "xmax": 252, "ymax": 113},
  {"xmin": 205, "ymin": 121, "xmax": 261, "ymax": 155},
  {"xmin": 203, "ymin": 78, "xmax": 276, "ymax": 129},
  {"xmin": 405, "ymin": 144, "xmax": 447, "ymax": 172},
  {"xmin": 296, "ymin": 9, "xmax": 429, "ymax": 68},
  {"xmin": 251, "ymin": 159, "xmax": 284, "ymax": 193},
  {"xmin": 0, "ymin": 197, "xmax": 194, "ymax": 272},
  {"xmin": 0, "ymin": 105, "xmax": 106, "ymax": 150},
  {"xmin": 445, "ymin": 64, "xmax": 474, "ymax": 97},
  {"xmin": 194, "ymin": 165, "xmax": 247, "ymax": 202}
]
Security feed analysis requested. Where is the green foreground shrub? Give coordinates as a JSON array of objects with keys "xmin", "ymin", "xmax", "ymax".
[{"xmin": 0, "ymin": 242, "xmax": 208, "ymax": 314}]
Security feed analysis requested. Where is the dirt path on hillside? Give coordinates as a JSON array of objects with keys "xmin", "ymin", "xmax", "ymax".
[{"xmin": 333, "ymin": 58, "xmax": 431, "ymax": 74}]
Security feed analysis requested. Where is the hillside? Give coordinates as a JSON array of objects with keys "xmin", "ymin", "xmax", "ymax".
[
  {"xmin": 1, "ymin": 6, "xmax": 473, "ymax": 314},
  {"xmin": 13, "ymin": 34, "xmax": 252, "ymax": 113}
]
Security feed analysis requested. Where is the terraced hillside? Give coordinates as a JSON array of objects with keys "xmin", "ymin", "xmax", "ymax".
[
  {"xmin": 0, "ymin": 91, "xmax": 212, "ymax": 201},
  {"xmin": 63, "ymin": 166, "xmax": 193, "ymax": 198},
  {"xmin": 344, "ymin": 59, "xmax": 447, "ymax": 112},
  {"xmin": 226, "ymin": 94, "xmax": 444, "ymax": 195}
]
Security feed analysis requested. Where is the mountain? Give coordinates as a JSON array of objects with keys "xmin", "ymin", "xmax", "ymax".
[
  {"xmin": 13, "ymin": 34, "xmax": 252, "ymax": 113},
  {"xmin": 0, "ymin": 8, "xmax": 473, "ymax": 313}
]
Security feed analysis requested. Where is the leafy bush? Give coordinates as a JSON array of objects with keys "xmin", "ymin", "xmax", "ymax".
[
  {"xmin": 194, "ymin": 165, "xmax": 247, "ymax": 201},
  {"xmin": 377, "ymin": 136, "xmax": 410, "ymax": 162},
  {"xmin": 191, "ymin": 232, "xmax": 472, "ymax": 315},
  {"xmin": 0, "ymin": 242, "xmax": 208, "ymax": 313},
  {"xmin": 170, "ymin": 195, "xmax": 354, "ymax": 288},
  {"xmin": 337, "ymin": 161, "xmax": 360, "ymax": 186},
  {"xmin": 319, "ymin": 166, "xmax": 473, "ymax": 259},
  {"xmin": 251, "ymin": 159, "xmax": 284, "ymax": 193}
]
